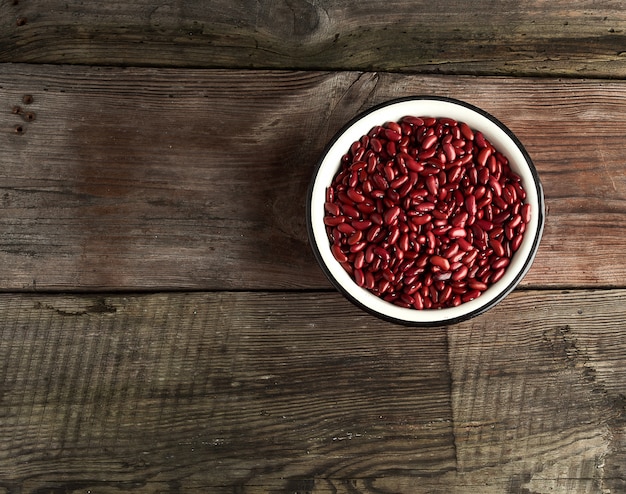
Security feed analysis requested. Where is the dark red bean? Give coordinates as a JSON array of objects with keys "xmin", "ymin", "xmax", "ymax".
[
  {"xmin": 348, "ymin": 230, "xmax": 363, "ymax": 245},
  {"xmin": 452, "ymin": 264, "xmax": 469, "ymax": 281},
  {"xmin": 488, "ymin": 175, "xmax": 502, "ymax": 197},
  {"xmin": 364, "ymin": 271, "xmax": 376, "ymax": 289},
  {"xmin": 387, "ymin": 226, "xmax": 401, "ymax": 245},
  {"xmin": 422, "ymin": 134, "xmax": 438, "ymax": 150},
  {"xmin": 384, "ymin": 206, "xmax": 401, "ymax": 225},
  {"xmin": 366, "ymin": 225, "xmax": 383, "ymax": 242},
  {"xmin": 354, "ymin": 268, "xmax": 365, "ymax": 286},
  {"xmin": 352, "ymin": 220, "xmax": 373, "ymax": 230},
  {"xmin": 492, "ymin": 257, "xmax": 510, "ymax": 270},
  {"xmin": 474, "ymin": 131, "xmax": 487, "ymax": 148},
  {"xmin": 403, "ymin": 116, "xmax": 425, "ymax": 127},
  {"xmin": 324, "ymin": 215, "xmax": 346, "ymax": 226},
  {"xmin": 391, "ymin": 175, "xmax": 409, "ymax": 189},
  {"xmin": 405, "ymin": 156, "xmax": 424, "ymax": 173},
  {"xmin": 337, "ymin": 223, "xmax": 356, "ymax": 235},
  {"xmin": 491, "ymin": 267, "xmax": 506, "ymax": 283},
  {"xmin": 414, "ymin": 202, "xmax": 436, "ymax": 213},
  {"xmin": 426, "ymin": 175, "xmax": 439, "ymax": 196},
  {"xmin": 459, "ymin": 122, "xmax": 474, "ymax": 140},
  {"xmin": 370, "ymin": 138, "xmax": 383, "ymax": 153},
  {"xmin": 384, "ymin": 128, "xmax": 402, "ymax": 142},
  {"xmin": 374, "ymin": 246, "xmax": 391, "ymax": 262},
  {"xmin": 354, "ymin": 251, "xmax": 365, "ymax": 269},
  {"xmin": 331, "ymin": 244, "xmax": 348, "ymax": 263},
  {"xmin": 342, "ymin": 204, "xmax": 360, "ymax": 219},
  {"xmin": 477, "ymin": 147, "xmax": 492, "ymax": 167},
  {"xmin": 325, "ymin": 201, "xmax": 341, "ymax": 217},
  {"xmin": 347, "ymin": 188, "xmax": 365, "ymax": 203},
  {"xmin": 448, "ymin": 227, "xmax": 467, "ymax": 239},
  {"xmin": 508, "ymin": 214, "xmax": 522, "ymax": 229},
  {"xmin": 430, "ymin": 255, "xmax": 451, "ymax": 271},
  {"xmin": 412, "ymin": 214, "xmax": 433, "ymax": 226},
  {"xmin": 350, "ymin": 241, "xmax": 367, "ymax": 253},
  {"xmin": 489, "ymin": 238, "xmax": 505, "ymax": 257},
  {"xmin": 462, "ymin": 289, "xmax": 482, "ymax": 303},
  {"xmin": 464, "ymin": 194, "xmax": 477, "ymax": 216}
]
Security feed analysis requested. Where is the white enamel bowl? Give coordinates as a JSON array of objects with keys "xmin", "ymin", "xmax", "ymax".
[{"xmin": 307, "ymin": 96, "xmax": 545, "ymax": 326}]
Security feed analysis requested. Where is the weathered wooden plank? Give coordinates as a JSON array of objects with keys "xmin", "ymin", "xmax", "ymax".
[
  {"xmin": 1, "ymin": 65, "xmax": 626, "ymax": 290},
  {"xmin": 2, "ymin": 0, "xmax": 626, "ymax": 77},
  {"xmin": 0, "ymin": 289, "xmax": 624, "ymax": 492}
]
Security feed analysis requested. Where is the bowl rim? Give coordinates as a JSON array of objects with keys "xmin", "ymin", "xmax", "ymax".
[{"xmin": 306, "ymin": 95, "xmax": 545, "ymax": 326}]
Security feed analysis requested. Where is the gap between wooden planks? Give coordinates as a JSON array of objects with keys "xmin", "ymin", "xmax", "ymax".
[{"xmin": 0, "ymin": 65, "xmax": 625, "ymax": 291}]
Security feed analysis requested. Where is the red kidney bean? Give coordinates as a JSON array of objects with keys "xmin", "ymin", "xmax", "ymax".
[
  {"xmin": 383, "ymin": 206, "xmax": 401, "ymax": 225},
  {"xmin": 452, "ymin": 264, "xmax": 469, "ymax": 281},
  {"xmin": 488, "ymin": 175, "xmax": 502, "ymax": 197},
  {"xmin": 324, "ymin": 116, "xmax": 531, "ymax": 310},
  {"xmin": 464, "ymin": 194, "xmax": 477, "ymax": 216},
  {"xmin": 347, "ymin": 188, "xmax": 365, "ymax": 203},
  {"xmin": 477, "ymin": 147, "xmax": 492, "ymax": 167},
  {"xmin": 354, "ymin": 268, "xmax": 365, "ymax": 286},
  {"xmin": 342, "ymin": 204, "xmax": 361, "ymax": 219},
  {"xmin": 491, "ymin": 257, "xmax": 510, "ymax": 270},
  {"xmin": 331, "ymin": 244, "xmax": 348, "ymax": 263},
  {"xmin": 348, "ymin": 230, "xmax": 363, "ymax": 245},
  {"xmin": 459, "ymin": 122, "xmax": 474, "ymax": 140},
  {"xmin": 349, "ymin": 241, "xmax": 367, "ymax": 253},
  {"xmin": 448, "ymin": 227, "xmax": 467, "ymax": 239},
  {"xmin": 387, "ymin": 226, "xmax": 401, "ymax": 245},
  {"xmin": 421, "ymin": 134, "xmax": 438, "ymax": 150},
  {"xmin": 337, "ymin": 223, "xmax": 356, "ymax": 235},
  {"xmin": 474, "ymin": 131, "xmax": 487, "ymax": 148},
  {"xmin": 391, "ymin": 175, "xmax": 409, "ymax": 189},
  {"xmin": 489, "ymin": 238, "xmax": 505, "ymax": 257},
  {"xmin": 469, "ymin": 279, "xmax": 488, "ymax": 291},
  {"xmin": 508, "ymin": 214, "xmax": 522, "ymax": 229},
  {"xmin": 462, "ymin": 249, "xmax": 478, "ymax": 266},
  {"xmin": 462, "ymin": 289, "xmax": 482, "ymax": 303},
  {"xmin": 490, "ymin": 267, "xmax": 506, "ymax": 283},
  {"xmin": 430, "ymin": 255, "xmax": 451, "ymax": 271},
  {"xmin": 324, "ymin": 215, "xmax": 346, "ymax": 226}
]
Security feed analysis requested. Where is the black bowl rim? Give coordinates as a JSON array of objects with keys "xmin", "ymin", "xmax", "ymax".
[{"xmin": 306, "ymin": 95, "xmax": 545, "ymax": 327}]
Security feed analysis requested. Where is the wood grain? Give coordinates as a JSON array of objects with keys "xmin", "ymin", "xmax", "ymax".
[
  {"xmin": 2, "ymin": 0, "xmax": 626, "ymax": 77},
  {"xmin": 0, "ymin": 289, "xmax": 624, "ymax": 492},
  {"xmin": 1, "ymin": 65, "xmax": 626, "ymax": 290}
]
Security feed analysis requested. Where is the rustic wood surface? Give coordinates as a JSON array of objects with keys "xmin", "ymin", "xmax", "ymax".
[
  {"xmin": 0, "ymin": 290, "xmax": 625, "ymax": 492},
  {"xmin": 2, "ymin": 0, "xmax": 626, "ymax": 77},
  {"xmin": 2, "ymin": 1, "xmax": 626, "ymax": 493},
  {"xmin": 1, "ymin": 65, "xmax": 625, "ymax": 291}
]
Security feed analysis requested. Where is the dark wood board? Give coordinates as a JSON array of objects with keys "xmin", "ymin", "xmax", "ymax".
[
  {"xmin": 1, "ymin": 65, "xmax": 625, "ymax": 291},
  {"xmin": 0, "ymin": 289, "xmax": 624, "ymax": 492},
  {"xmin": 2, "ymin": 1, "xmax": 626, "ymax": 77}
]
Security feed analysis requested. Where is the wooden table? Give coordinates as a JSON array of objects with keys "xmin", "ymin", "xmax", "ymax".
[{"xmin": 1, "ymin": 2, "xmax": 626, "ymax": 492}]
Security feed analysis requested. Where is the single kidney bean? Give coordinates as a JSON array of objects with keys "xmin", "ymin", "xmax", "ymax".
[{"xmin": 324, "ymin": 116, "xmax": 530, "ymax": 310}]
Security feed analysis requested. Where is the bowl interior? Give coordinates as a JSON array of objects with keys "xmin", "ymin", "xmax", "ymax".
[{"xmin": 308, "ymin": 97, "xmax": 544, "ymax": 325}]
